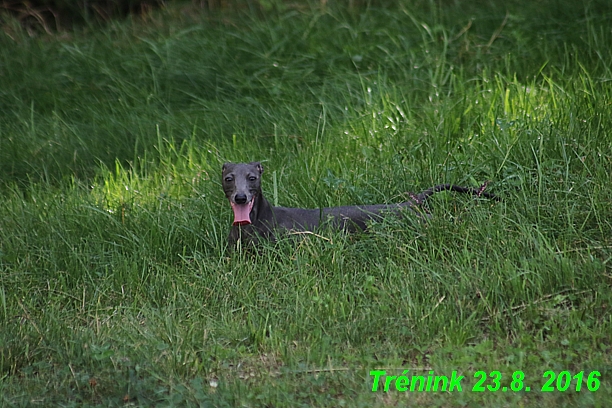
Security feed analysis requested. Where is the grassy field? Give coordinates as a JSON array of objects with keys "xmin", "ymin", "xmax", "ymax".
[{"xmin": 1, "ymin": 0, "xmax": 611, "ymax": 406}]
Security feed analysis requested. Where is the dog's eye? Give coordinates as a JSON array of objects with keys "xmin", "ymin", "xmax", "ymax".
[
  {"xmin": 224, "ymin": 176, "xmax": 233, "ymax": 182},
  {"xmin": 248, "ymin": 176, "xmax": 257, "ymax": 182}
]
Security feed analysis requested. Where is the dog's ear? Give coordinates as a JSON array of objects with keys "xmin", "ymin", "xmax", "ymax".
[
  {"xmin": 250, "ymin": 162, "xmax": 264, "ymax": 174},
  {"xmin": 222, "ymin": 162, "xmax": 232, "ymax": 172}
]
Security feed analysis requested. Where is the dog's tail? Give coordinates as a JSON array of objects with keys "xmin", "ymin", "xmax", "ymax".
[{"xmin": 409, "ymin": 182, "xmax": 499, "ymax": 204}]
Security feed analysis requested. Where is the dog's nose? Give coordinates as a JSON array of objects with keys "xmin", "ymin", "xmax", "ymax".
[{"xmin": 234, "ymin": 193, "xmax": 248, "ymax": 204}]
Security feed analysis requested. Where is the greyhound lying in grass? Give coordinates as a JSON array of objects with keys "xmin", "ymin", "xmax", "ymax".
[{"xmin": 222, "ymin": 162, "xmax": 498, "ymax": 246}]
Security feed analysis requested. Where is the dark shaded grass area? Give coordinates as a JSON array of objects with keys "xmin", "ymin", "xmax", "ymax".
[{"xmin": 1, "ymin": 0, "xmax": 611, "ymax": 188}]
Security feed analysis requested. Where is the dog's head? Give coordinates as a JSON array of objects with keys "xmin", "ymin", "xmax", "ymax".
[{"xmin": 222, "ymin": 162, "xmax": 264, "ymax": 225}]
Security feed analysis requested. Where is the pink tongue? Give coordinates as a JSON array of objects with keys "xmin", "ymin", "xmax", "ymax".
[{"xmin": 231, "ymin": 199, "xmax": 254, "ymax": 226}]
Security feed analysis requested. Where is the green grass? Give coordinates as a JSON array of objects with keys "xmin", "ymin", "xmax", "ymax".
[{"xmin": 1, "ymin": 0, "xmax": 611, "ymax": 406}]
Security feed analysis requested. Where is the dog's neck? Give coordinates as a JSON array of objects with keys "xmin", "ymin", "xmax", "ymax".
[{"xmin": 250, "ymin": 190, "xmax": 273, "ymax": 223}]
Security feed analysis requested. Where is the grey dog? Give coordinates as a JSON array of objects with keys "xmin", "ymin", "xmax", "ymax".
[{"xmin": 222, "ymin": 162, "xmax": 498, "ymax": 246}]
